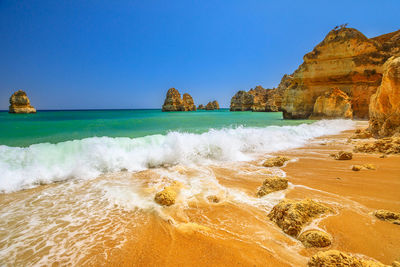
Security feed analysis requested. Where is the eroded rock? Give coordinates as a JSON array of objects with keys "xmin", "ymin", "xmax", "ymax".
[
  {"xmin": 311, "ymin": 88, "xmax": 353, "ymax": 119},
  {"xmin": 205, "ymin": 100, "xmax": 220, "ymax": 110},
  {"xmin": 374, "ymin": 210, "xmax": 400, "ymax": 225},
  {"xmin": 155, "ymin": 186, "xmax": 178, "ymax": 206},
  {"xmin": 182, "ymin": 93, "xmax": 197, "ymax": 111},
  {"xmin": 268, "ymin": 199, "xmax": 330, "ymax": 237},
  {"xmin": 334, "ymin": 151, "xmax": 353, "ymax": 160},
  {"xmin": 298, "ymin": 230, "xmax": 332, "ymax": 248},
  {"xmin": 308, "ymin": 250, "xmax": 387, "ymax": 267},
  {"xmin": 369, "ymin": 56, "xmax": 400, "ymax": 137},
  {"xmin": 162, "ymin": 88, "xmax": 196, "ymax": 111},
  {"xmin": 354, "ymin": 137, "xmax": 400, "ymax": 154},
  {"xmin": 257, "ymin": 176, "xmax": 288, "ymax": 197},
  {"xmin": 9, "ymin": 90, "xmax": 36, "ymax": 114},
  {"xmin": 263, "ymin": 156, "xmax": 290, "ymax": 167}
]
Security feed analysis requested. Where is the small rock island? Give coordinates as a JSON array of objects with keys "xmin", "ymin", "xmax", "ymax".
[
  {"xmin": 162, "ymin": 88, "xmax": 196, "ymax": 111},
  {"xmin": 9, "ymin": 90, "xmax": 36, "ymax": 114}
]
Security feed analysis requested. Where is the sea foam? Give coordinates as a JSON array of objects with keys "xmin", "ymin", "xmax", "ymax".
[{"xmin": 0, "ymin": 119, "xmax": 354, "ymax": 192}]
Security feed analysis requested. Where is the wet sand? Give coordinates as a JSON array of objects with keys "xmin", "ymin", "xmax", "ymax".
[{"xmin": 1, "ymin": 122, "xmax": 399, "ymax": 266}]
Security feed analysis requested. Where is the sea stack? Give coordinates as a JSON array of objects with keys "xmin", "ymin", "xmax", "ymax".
[
  {"xmin": 9, "ymin": 90, "xmax": 36, "ymax": 114},
  {"xmin": 281, "ymin": 27, "xmax": 400, "ymax": 119},
  {"xmin": 205, "ymin": 100, "xmax": 220, "ymax": 110},
  {"xmin": 162, "ymin": 88, "xmax": 196, "ymax": 111}
]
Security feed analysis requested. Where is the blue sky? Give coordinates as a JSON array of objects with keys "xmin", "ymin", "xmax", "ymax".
[{"xmin": 0, "ymin": 0, "xmax": 399, "ymax": 110}]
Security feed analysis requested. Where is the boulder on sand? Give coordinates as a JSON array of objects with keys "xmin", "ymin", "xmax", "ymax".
[
  {"xmin": 257, "ymin": 176, "xmax": 288, "ymax": 197},
  {"xmin": 334, "ymin": 151, "xmax": 353, "ymax": 160},
  {"xmin": 262, "ymin": 156, "xmax": 290, "ymax": 167},
  {"xmin": 298, "ymin": 230, "xmax": 332, "ymax": 248},
  {"xmin": 155, "ymin": 186, "xmax": 178, "ymax": 206},
  {"xmin": 268, "ymin": 199, "xmax": 330, "ymax": 237},
  {"xmin": 308, "ymin": 250, "xmax": 387, "ymax": 267},
  {"xmin": 373, "ymin": 209, "xmax": 400, "ymax": 225}
]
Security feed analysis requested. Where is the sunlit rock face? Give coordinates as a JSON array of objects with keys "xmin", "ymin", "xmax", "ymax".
[
  {"xmin": 369, "ymin": 56, "xmax": 400, "ymax": 137},
  {"xmin": 162, "ymin": 88, "xmax": 196, "ymax": 111},
  {"xmin": 311, "ymin": 88, "xmax": 353, "ymax": 119},
  {"xmin": 282, "ymin": 27, "xmax": 400, "ymax": 119},
  {"xmin": 9, "ymin": 90, "xmax": 36, "ymax": 114}
]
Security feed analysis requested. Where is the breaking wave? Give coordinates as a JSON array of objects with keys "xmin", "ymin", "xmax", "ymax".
[{"xmin": 0, "ymin": 120, "xmax": 354, "ymax": 192}]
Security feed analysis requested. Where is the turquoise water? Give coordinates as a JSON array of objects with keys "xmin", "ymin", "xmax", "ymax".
[{"xmin": 0, "ymin": 109, "xmax": 311, "ymax": 147}]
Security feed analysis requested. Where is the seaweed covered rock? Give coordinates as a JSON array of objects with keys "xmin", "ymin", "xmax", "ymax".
[
  {"xmin": 374, "ymin": 210, "xmax": 400, "ymax": 225},
  {"xmin": 311, "ymin": 88, "xmax": 353, "ymax": 119},
  {"xmin": 257, "ymin": 176, "xmax": 288, "ymax": 197},
  {"xmin": 308, "ymin": 250, "xmax": 387, "ymax": 267},
  {"xmin": 268, "ymin": 199, "xmax": 330, "ymax": 237},
  {"xmin": 299, "ymin": 230, "xmax": 332, "ymax": 248},
  {"xmin": 262, "ymin": 156, "xmax": 290, "ymax": 167},
  {"xmin": 9, "ymin": 90, "xmax": 36, "ymax": 114}
]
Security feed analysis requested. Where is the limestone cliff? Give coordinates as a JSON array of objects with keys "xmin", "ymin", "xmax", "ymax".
[
  {"xmin": 282, "ymin": 27, "xmax": 400, "ymax": 119},
  {"xmin": 9, "ymin": 90, "xmax": 36, "ymax": 114},
  {"xmin": 162, "ymin": 88, "xmax": 196, "ymax": 111},
  {"xmin": 230, "ymin": 77, "xmax": 289, "ymax": 112},
  {"xmin": 369, "ymin": 56, "xmax": 400, "ymax": 137},
  {"xmin": 311, "ymin": 88, "xmax": 353, "ymax": 119}
]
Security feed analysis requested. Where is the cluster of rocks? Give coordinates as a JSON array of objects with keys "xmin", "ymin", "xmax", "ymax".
[
  {"xmin": 162, "ymin": 88, "xmax": 197, "ymax": 111},
  {"xmin": 230, "ymin": 75, "xmax": 289, "ymax": 112},
  {"xmin": 8, "ymin": 90, "xmax": 36, "ymax": 114},
  {"xmin": 308, "ymin": 250, "xmax": 388, "ymax": 267},
  {"xmin": 354, "ymin": 137, "xmax": 400, "ymax": 154},
  {"xmin": 205, "ymin": 100, "xmax": 219, "ymax": 110}
]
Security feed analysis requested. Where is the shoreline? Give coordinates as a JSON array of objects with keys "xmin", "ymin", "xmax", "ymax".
[{"xmin": 0, "ymin": 121, "xmax": 399, "ymax": 266}]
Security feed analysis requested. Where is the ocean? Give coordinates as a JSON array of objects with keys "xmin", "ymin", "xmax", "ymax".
[{"xmin": 0, "ymin": 109, "xmax": 354, "ymax": 193}]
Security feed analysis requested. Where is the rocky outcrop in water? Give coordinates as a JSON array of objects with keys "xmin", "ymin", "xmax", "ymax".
[
  {"xmin": 230, "ymin": 77, "xmax": 289, "ymax": 112},
  {"xmin": 162, "ymin": 88, "xmax": 196, "ymax": 111},
  {"xmin": 262, "ymin": 156, "xmax": 290, "ymax": 167},
  {"xmin": 268, "ymin": 199, "xmax": 330, "ymax": 237},
  {"xmin": 9, "ymin": 90, "xmax": 36, "ymax": 114},
  {"xmin": 197, "ymin": 104, "xmax": 205, "ymax": 110},
  {"xmin": 281, "ymin": 27, "xmax": 400, "ymax": 119},
  {"xmin": 205, "ymin": 100, "xmax": 220, "ymax": 110},
  {"xmin": 369, "ymin": 56, "xmax": 400, "ymax": 137},
  {"xmin": 311, "ymin": 88, "xmax": 353, "ymax": 119}
]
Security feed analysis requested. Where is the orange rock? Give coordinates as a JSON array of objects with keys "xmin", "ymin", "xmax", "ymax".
[
  {"xmin": 311, "ymin": 88, "xmax": 353, "ymax": 119},
  {"xmin": 308, "ymin": 250, "xmax": 387, "ymax": 267},
  {"xmin": 9, "ymin": 90, "xmax": 36, "ymax": 114},
  {"xmin": 162, "ymin": 88, "xmax": 197, "ymax": 112},
  {"xmin": 369, "ymin": 56, "xmax": 400, "ymax": 137}
]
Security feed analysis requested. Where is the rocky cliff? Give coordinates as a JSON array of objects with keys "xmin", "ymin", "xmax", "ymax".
[
  {"xmin": 311, "ymin": 88, "xmax": 353, "ymax": 119},
  {"xmin": 162, "ymin": 88, "xmax": 196, "ymax": 111},
  {"xmin": 230, "ymin": 76, "xmax": 290, "ymax": 112},
  {"xmin": 369, "ymin": 56, "xmax": 400, "ymax": 137},
  {"xmin": 9, "ymin": 90, "xmax": 36, "ymax": 113},
  {"xmin": 282, "ymin": 27, "xmax": 400, "ymax": 119}
]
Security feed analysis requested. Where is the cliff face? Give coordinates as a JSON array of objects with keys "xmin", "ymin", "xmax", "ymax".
[
  {"xmin": 369, "ymin": 56, "xmax": 400, "ymax": 137},
  {"xmin": 162, "ymin": 88, "xmax": 196, "ymax": 111},
  {"xmin": 282, "ymin": 27, "xmax": 400, "ymax": 119},
  {"xmin": 9, "ymin": 90, "xmax": 36, "ymax": 114},
  {"xmin": 230, "ymin": 77, "xmax": 290, "ymax": 112},
  {"xmin": 311, "ymin": 88, "xmax": 353, "ymax": 119}
]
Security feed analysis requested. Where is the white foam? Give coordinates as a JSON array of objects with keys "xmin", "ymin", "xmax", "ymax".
[{"xmin": 0, "ymin": 119, "xmax": 355, "ymax": 192}]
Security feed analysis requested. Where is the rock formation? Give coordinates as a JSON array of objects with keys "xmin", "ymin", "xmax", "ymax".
[
  {"xmin": 162, "ymin": 88, "xmax": 197, "ymax": 112},
  {"xmin": 298, "ymin": 230, "xmax": 332, "ymax": 248},
  {"xmin": 308, "ymin": 250, "xmax": 386, "ymax": 267},
  {"xmin": 197, "ymin": 104, "xmax": 205, "ymax": 110},
  {"xmin": 353, "ymin": 137, "xmax": 400, "ymax": 154},
  {"xmin": 154, "ymin": 186, "xmax": 177, "ymax": 206},
  {"xmin": 262, "ymin": 156, "xmax": 290, "ymax": 167},
  {"xmin": 230, "ymin": 78, "xmax": 289, "ymax": 112},
  {"xmin": 373, "ymin": 209, "xmax": 400, "ymax": 225},
  {"xmin": 268, "ymin": 199, "xmax": 330, "ymax": 237},
  {"xmin": 369, "ymin": 56, "xmax": 400, "ymax": 137},
  {"xmin": 182, "ymin": 93, "xmax": 196, "ymax": 111},
  {"xmin": 282, "ymin": 27, "xmax": 400, "ymax": 119},
  {"xmin": 9, "ymin": 90, "xmax": 36, "ymax": 114},
  {"xmin": 205, "ymin": 100, "xmax": 220, "ymax": 110},
  {"xmin": 333, "ymin": 151, "xmax": 353, "ymax": 160},
  {"xmin": 311, "ymin": 88, "xmax": 353, "ymax": 119},
  {"xmin": 256, "ymin": 176, "xmax": 288, "ymax": 197}
]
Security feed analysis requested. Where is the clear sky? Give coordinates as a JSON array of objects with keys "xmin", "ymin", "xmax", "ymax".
[{"xmin": 0, "ymin": 0, "xmax": 399, "ymax": 110}]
